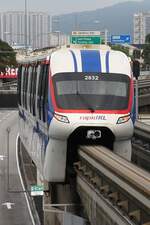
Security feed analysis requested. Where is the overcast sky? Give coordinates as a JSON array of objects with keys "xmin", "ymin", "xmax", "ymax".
[{"xmin": 0, "ymin": 0, "xmax": 142, "ymax": 15}]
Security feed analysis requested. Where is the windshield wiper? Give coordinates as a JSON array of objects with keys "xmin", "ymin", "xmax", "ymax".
[{"xmin": 76, "ymin": 91, "xmax": 95, "ymax": 113}]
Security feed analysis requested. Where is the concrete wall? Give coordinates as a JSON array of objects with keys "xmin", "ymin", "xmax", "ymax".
[{"xmin": 0, "ymin": 91, "xmax": 17, "ymax": 108}]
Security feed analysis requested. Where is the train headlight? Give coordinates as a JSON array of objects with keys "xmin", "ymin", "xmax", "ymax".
[
  {"xmin": 54, "ymin": 113, "xmax": 70, "ymax": 123},
  {"xmin": 117, "ymin": 114, "xmax": 130, "ymax": 124}
]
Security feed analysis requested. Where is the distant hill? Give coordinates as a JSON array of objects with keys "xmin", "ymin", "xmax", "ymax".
[{"xmin": 52, "ymin": 0, "xmax": 150, "ymax": 40}]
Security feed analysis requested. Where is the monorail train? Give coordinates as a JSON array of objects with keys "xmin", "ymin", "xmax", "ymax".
[{"xmin": 17, "ymin": 46, "xmax": 135, "ymax": 182}]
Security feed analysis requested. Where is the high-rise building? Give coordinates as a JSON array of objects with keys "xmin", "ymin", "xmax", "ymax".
[
  {"xmin": 133, "ymin": 12, "xmax": 150, "ymax": 44},
  {"xmin": 0, "ymin": 11, "xmax": 50, "ymax": 49},
  {"xmin": 29, "ymin": 12, "xmax": 51, "ymax": 49}
]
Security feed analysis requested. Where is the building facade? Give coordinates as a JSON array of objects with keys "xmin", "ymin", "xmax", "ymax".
[
  {"xmin": 0, "ymin": 11, "xmax": 50, "ymax": 49},
  {"xmin": 133, "ymin": 12, "xmax": 150, "ymax": 44}
]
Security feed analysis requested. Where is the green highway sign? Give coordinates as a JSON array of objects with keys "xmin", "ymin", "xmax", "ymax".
[
  {"xmin": 71, "ymin": 36, "xmax": 101, "ymax": 45},
  {"xmin": 31, "ymin": 185, "xmax": 44, "ymax": 196}
]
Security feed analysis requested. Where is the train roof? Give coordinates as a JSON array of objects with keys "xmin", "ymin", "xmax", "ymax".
[
  {"xmin": 50, "ymin": 47, "xmax": 131, "ymax": 77},
  {"xmin": 17, "ymin": 45, "xmax": 132, "ymax": 77}
]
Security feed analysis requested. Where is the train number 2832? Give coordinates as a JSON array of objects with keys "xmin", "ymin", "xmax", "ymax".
[{"xmin": 84, "ymin": 75, "xmax": 99, "ymax": 81}]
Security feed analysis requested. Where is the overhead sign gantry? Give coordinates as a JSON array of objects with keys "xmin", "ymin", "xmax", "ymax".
[{"xmin": 70, "ymin": 31, "xmax": 102, "ymax": 45}]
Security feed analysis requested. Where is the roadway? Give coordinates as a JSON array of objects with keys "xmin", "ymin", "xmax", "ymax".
[{"xmin": 0, "ymin": 110, "xmax": 33, "ymax": 225}]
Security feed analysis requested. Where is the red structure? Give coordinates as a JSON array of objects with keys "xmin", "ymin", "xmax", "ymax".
[{"xmin": 0, "ymin": 68, "xmax": 18, "ymax": 78}]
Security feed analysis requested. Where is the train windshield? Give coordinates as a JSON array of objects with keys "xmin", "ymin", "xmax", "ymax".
[{"xmin": 52, "ymin": 73, "xmax": 130, "ymax": 110}]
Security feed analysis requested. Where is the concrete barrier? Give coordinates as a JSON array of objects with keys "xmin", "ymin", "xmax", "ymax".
[{"xmin": 0, "ymin": 90, "xmax": 17, "ymax": 108}]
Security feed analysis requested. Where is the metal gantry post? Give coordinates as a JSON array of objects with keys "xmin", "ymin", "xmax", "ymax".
[{"xmin": 135, "ymin": 77, "xmax": 139, "ymax": 120}]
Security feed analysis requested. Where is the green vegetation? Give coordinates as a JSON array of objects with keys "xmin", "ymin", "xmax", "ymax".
[
  {"xmin": 141, "ymin": 34, "xmax": 150, "ymax": 67},
  {"xmin": 0, "ymin": 39, "xmax": 17, "ymax": 72},
  {"xmin": 110, "ymin": 44, "xmax": 130, "ymax": 57}
]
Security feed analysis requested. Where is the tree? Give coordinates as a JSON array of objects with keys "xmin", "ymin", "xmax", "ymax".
[
  {"xmin": 0, "ymin": 39, "xmax": 17, "ymax": 72},
  {"xmin": 141, "ymin": 33, "xmax": 150, "ymax": 67},
  {"xmin": 110, "ymin": 44, "xmax": 129, "ymax": 57},
  {"xmin": 145, "ymin": 33, "xmax": 150, "ymax": 44}
]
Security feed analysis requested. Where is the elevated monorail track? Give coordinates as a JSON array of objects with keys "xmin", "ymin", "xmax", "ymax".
[
  {"xmin": 136, "ymin": 77, "xmax": 150, "ymax": 109},
  {"xmin": 75, "ymin": 145, "xmax": 150, "ymax": 225},
  {"xmin": 18, "ymin": 122, "xmax": 150, "ymax": 225},
  {"xmin": 132, "ymin": 120, "xmax": 150, "ymax": 171}
]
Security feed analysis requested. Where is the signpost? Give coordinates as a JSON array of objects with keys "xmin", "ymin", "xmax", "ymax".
[
  {"xmin": 70, "ymin": 31, "xmax": 101, "ymax": 45},
  {"xmin": 31, "ymin": 185, "xmax": 44, "ymax": 196},
  {"xmin": 111, "ymin": 35, "xmax": 131, "ymax": 44}
]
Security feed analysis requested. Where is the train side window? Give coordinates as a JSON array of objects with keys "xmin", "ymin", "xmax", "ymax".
[
  {"xmin": 29, "ymin": 66, "xmax": 34, "ymax": 113},
  {"xmin": 41, "ymin": 65, "xmax": 46, "ymax": 122},
  {"xmin": 39, "ymin": 64, "xmax": 49, "ymax": 122},
  {"xmin": 35, "ymin": 64, "xmax": 41, "ymax": 118},
  {"xmin": 31, "ymin": 66, "xmax": 36, "ymax": 115},
  {"xmin": 32, "ymin": 65, "xmax": 38, "ymax": 116},
  {"xmin": 37, "ymin": 64, "xmax": 44, "ymax": 120},
  {"xmin": 24, "ymin": 67, "xmax": 29, "ymax": 110},
  {"xmin": 43, "ymin": 64, "xmax": 49, "ymax": 122},
  {"xmin": 17, "ymin": 65, "xmax": 22, "ymax": 105},
  {"xmin": 22, "ymin": 67, "xmax": 27, "ymax": 108},
  {"xmin": 21, "ymin": 66, "xmax": 25, "ymax": 107},
  {"xmin": 27, "ymin": 66, "xmax": 32, "ymax": 111}
]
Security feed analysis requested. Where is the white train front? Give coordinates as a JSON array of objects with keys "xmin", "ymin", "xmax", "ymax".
[{"xmin": 18, "ymin": 47, "xmax": 134, "ymax": 182}]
